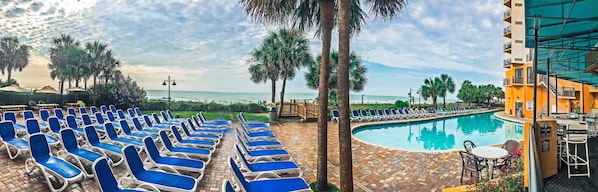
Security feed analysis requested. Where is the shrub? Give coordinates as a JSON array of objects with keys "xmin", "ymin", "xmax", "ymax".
[
  {"xmin": 395, "ymin": 100, "xmax": 409, "ymax": 108},
  {"xmin": 92, "ymin": 76, "xmax": 147, "ymax": 109}
]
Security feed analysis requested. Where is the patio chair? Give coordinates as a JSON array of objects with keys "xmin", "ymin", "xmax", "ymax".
[
  {"xmin": 199, "ymin": 111, "xmax": 231, "ymax": 126},
  {"xmin": 28, "ymin": 101, "xmax": 38, "ymax": 110},
  {"xmin": 188, "ymin": 118, "xmax": 225, "ymax": 135},
  {"xmin": 331, "ymin": 109, "xmax": 340, "ymax": 122},
  {"xmin": 109, "ymin": 105, "xmax": 117, "ymax": 113},
  {"xmin": 351, "ymin": 110, "xmax": 362, "ymax": 122},
  {"xmin": 92, "ymin": 158, "xmax": 149, "ymax": 192},
  {"xmin": 82, "ymin": 114, "xmax": 106, "ymax": 133},
  {"xmin": 121, "ymin": 145, "xmax": 199, "ymax": 192},
  {"xmin": 0, "ymin": 121, "xmax": 29, "ymax": 159},
  {"xmin": 228, "ymin": 158, "xmax": 310, "ymax": 192},
  {"xmin": 459, "ymin": 151, "xmax": 488, "ymax": 184},
  {"xmin": 368, "ymin": 109, "xmax": 381, "ymax": 121},
  {"xmin": 24, "ymin": 110, "xmax": 48, "ymax": 130},
  {"xmin": 463, "ymin": 140, "xmax": 477, "ymax": 152},
  {"xmin": 25, "ymin": 133, "xmax": 84, "ymax": 192},
  {"xmin": 84, "ymin": 126, "xmax": 124, "ymax": 166},
  {"xmin": 67, "ymin": 108, "xmax": 81, "ymax": 120},
  {"xmin": 134, "ymin": 107, "xmax": 143, "ymax": 117},
  {"xmin": 391, "ymin": 109, "xmax": 403, "ymax": 119},
  {"xmin": 66, "ymin": 115, "xmax": 86, "ymax": 134},
  {"xmin": 26, "ymin": 119, "xmax": 60, "ymax": 148},
  {"xmin": 234, "ymin": 144, "xmax": 301, "ymax": 178},
  {"xmin": 4, "ymin": 111, "xmax": 27, "ymax": 134},
  {"xmin": 158, "ymin": 130, "xmax": 212, "ymax": 162},
  {"xmin": 166, "ymin": 110, "xmax": 188, "ymax": 123},
  {"xmin": 502, "ymin": 140, "xmax": 520, "ymax": 157},
  {"xmin": 39, "ymin": 109, "xmax": 51, "ymax": 122},
  {"xmin": 143, "ymin": 137, "xmax": 205, "ymax": 180},
  {"xmin": 170, "ymin": 126, "xmax": 217, "ymax": 149},
  {"xmin": 143, "ymin": 115, "xmax": 169, "ymax": 130},
  {"xmin": 152, "ymin": 113, "xmax": 177, "ymax": 127},
  {"xmin": 58, "ymin": 128, "xmax": 104, "ymax": 178}
]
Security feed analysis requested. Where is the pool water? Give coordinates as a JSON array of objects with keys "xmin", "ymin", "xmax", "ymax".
[{"xmin": 352, "ymin": 112, "xmax": 523, "ymax": 151}]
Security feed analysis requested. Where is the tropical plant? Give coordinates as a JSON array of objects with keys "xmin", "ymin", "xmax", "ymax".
[
  {"xmin": 438, "ymin": 74, "xmax": 455, "ymax": 108},
  {"xmin": 247, "ymin": 37, "xmax": 281, "ymax": 105},
  {"xmin": 305, "ymin": 51, "xmax": 367, "ymax": 108},
  {"xmin": 0, "ymin": 36, "xmax": 31, "ymax": 83},
  {"xmin": 421, "ymin": 77, "xmax": 443, "ymax": 109},
  {"xmin": 239, "ymin": 0, "xmax": 406, "ymax": 190},
  {"xmin": 457, "ymin": 80, "xmax": 476, "ymax": 105},
  {"xmin": 93, "ymin": 73, "xmax": 146, "ymax": 109}
]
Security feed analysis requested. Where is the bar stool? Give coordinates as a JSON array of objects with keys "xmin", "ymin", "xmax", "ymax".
[{"xmin": 560, "ymin": 121, "xmax": 590, "ymax": 178}]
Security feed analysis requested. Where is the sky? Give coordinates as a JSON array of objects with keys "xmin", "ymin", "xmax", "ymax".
[{"xmin": 0, "ymin": 0, "xmax": 506, "ymax": 99}]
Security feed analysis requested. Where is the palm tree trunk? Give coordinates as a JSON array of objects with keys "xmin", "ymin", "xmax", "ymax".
[
  {"xmin": 270, "ymin": 79, "xmax": 276, "ymax": 104},
  {"xmin": 316, "ymin": 0, "xmax": 334, "ymax": 190},
  {"xmin": 75, "ymin": 79, "xmax": 80, "ymax": 88},
  {"xmin": 6, "ymin": 69, "xmax": 12, "ymax": 84},
  {"xmin": 93, "ymin": 75, "xmax": 97, "ymax": 105},
  {"xmin": 337, "ymin": 0, "xmax": 353, "ymax": 191},
  {"xmin": 60, "ymin": 79, "xmax": 65, "ymax": 95},
  {"xmin": 443, "ymin": 97, "xmax": 446, "ymax": 108},
  {"xmin": 279, "ymin": 71, "xmax": 288, "ymax": 117}
]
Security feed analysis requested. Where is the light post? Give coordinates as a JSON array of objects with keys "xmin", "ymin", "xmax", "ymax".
[
  {"xmin": 162, "ymin": 76, "xmax": 176, "ymax": 110},
  {"xmin": 417, "ymin": 88, "xmax": 421, "ymax": 106}
]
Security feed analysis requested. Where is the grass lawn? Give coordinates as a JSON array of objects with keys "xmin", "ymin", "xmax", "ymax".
[{"xmin": 141, "ymin": 110, "xmax": 270, "ymax": 122}]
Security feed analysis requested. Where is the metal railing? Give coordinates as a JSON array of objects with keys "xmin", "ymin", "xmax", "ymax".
[
  {"xmin": 504, "ymin": 78, "xmax": 511, "ymax": 86},
  {"xmin": 512, "ymin": 76, "xmax": 524, "ymax": 84},
  {"xmin": 504, "ymin": 58, "xmax": 512, "ymax": 66},
  {"xmin": 539, "ymin": 75, "xmax": 576, "ymax": 98},
  {"xmin": 504, "ymin": 25, "xmax": 512, "ymax": 34},
  {"xmin": 504, "ymin": 42, "xmax": 512, "ymax": 50},
  {"xmin": 527, "ymin": 76, "xmax": 535, "ymax": 84},
  {"xmin": 504, "ymin": 10, "xmax": 511, "ymax": 18}
]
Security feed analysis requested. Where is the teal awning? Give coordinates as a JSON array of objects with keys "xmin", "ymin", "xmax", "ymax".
[{"xmin": 525, "ymin": 0, "xmax": 598, "ymax": 85}]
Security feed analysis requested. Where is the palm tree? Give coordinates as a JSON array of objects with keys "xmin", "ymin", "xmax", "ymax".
[
  {"xmin": 457, "ymin": 80, "xmax": 475, "ymax": 105},
  {"xmin": 85, "ymin": 41, "xmax": 112, "ymax": 104},
  {"xmin": 247, "ymin": 37, "xmax": 280, "ymax": 105},
  {"xmin": 305, "ymin": 51, "xmax": 367, "ymax": 108},
  {"xmin": 239, "ymin": 1, "xmax": 404, "ymax": 190},
  {"xmin": 49, "ymin": 34, "xmax": 81, "ymax": 94},
  {"xmin": 438, "ymin": 74, "xmax": 455, "ymax": 108},
  {"xmin": 0, "ymin": 36, "xmax": 31, "ymax": 83},
  {"xmin": 421, "ymin": 77, "xmax": 443, "ymax": 109}
]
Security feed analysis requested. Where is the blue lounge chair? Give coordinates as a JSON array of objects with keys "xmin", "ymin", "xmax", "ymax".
[
  {"xmin": 228, "ymin": 158, "xmax": 310, "ymax": 192},
  {"xmin": 100, "ymin": 105, "xmax": 109, "ymax": 114},
  {"xmin": 24, "ymin": 110, "xmax": 49, "ymax": 130},
  {"xmin": 190, "ymin": 115, "xmax": 221, "ymax": 129},
  {"xmin": 84, "ymin": 126, "xmax": 124, "ymax": 166},
  {"xmin": 0, "ymin": 121, "xmax": 29, "ymax": 159},
  {"xmin": 121, "ymin": 145, "xmax": 199, "ymax": 192},
  {"xmin": 237, "ymin": 114, "xmax": 271, "ymax": 133},
  {"xmin": 199, "ymin": 111, "xmax": 231, "ymax": 126},
  {"xmin": 119, "ymin": 120, "xmax": 157, "ymax": 140},
  {"xmin": 132, "ymin": 117, "xmax": 160, "ymax": 135},
  {"xmin": 166, "ymin": 110, "xmax": 188, "ymax": 123},
  {"xmin": 234, "ymin": 144, "xmax": 301, "ymax": 178},
  {"xmin": 236, "ymin": 125, "xmax": 277, "ymax": 142},
  {"xmin": 377, "ymin": 109, "xmax": 389, "ymax": 120},
  {"xmin": 384, "ymin": 109, "xmax": 396, "ymax": 120},
  {"xmin": 331, "ymin": 109, "xmax": 340, "ymax": 122},
  {"xmin": 238, "ymin": 113, "xmax": 268, "ymax": 128},
  {"xmin": 180, "ymin": 122, "xmax": 221, "ymax": 142},
  {"xmin": 170, "ymin": 126, "xmax": 217, "ymax": 149},
  {"xmin": 26, "ymin": 119, "xmax": 60, "ymax": 148},
  {"xmin": 143, "ymin": 137, "xmax": 205, "ymax": 180},
  {"xmin": 236, "ymin": 134, "xmax": 282, "ymax": 150},
  {"xmin": 25, "ymin": 133, "xmax": 84, "ymax": 192},
  {"xmin": 54, "ymin": 108, "xmax": 67, "ymax": 121},
  {"xmin": 39, "ymin": 109, "xmax": 51, "ymax": 122},
  {"xmin": 67, "ymin": 108, "xmax": 82, "ymax": 120},
  {"xmin": 109, "ymin": 105, "xmax": 117, "ymax": 113},
  {"xmin": 127, "ymin": 108, "xmax": 137, "ymax": 118},
  {"xmin": 4, "ymin": 111, "xmax": 27, "ymax": 134},
  {"xmin": 187, "ymin": 118, "xmax": 224, "ymax": 135},
  {"xmin": 351, "ymin": 110, "xmax": 361, "ymax": 122},
  {"xmin": 368, "ymin": 109, "xmax": 381, "ymax": 121},
  {"xmin": 158, "ymin": 131, "xmax": 212, "ymax": 162},
  {"xmin": 221, "ymin": 179, "xmax": 236, "ymax": 192},
  {"xmin": 104, "ymin": 123, "xmax": 144, "ymax": 148},
  {"xmin": 66, "ymin": 115, "xmax": 87, "ymax": 135},
  {"xmin": 143, "ymin": 115, "xmax": 169, "ymax": 130},
  {"xmin": 117, "ymin": 110, "xmax": 134, "ymax": 124},
  {"xmin": 161, "ymin": 111, "xmax": 184, "ymax": 124},
  {"xmin": 92, "ymin": 158, "xmax": 148, "ymax": 192},
  {"xmin": 236, "ymin": 139, "xmax": 291, "ymax": 161},
  {"xmin": 95, "ymin": 112, "xmax": 120, "ymax": 130},
  {"xmin": 134, "ymin": 107, "xmax": 143, "ymax": 117},
  {"xmin": 58, "ymin": 128, "xmax": 104, "ymax": 178}
]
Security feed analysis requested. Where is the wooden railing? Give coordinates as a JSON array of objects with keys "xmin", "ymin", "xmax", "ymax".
[{"xmin": 297, "ymin": 102, "xmax": 319, "ymax": 122}]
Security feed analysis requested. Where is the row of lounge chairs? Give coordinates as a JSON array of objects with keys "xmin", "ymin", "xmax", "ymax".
[
  {"xmin": 222, "ymin": 112, "xmax": 310, "ymax": 192},
  {"xmin": 331, "ymin": 107, "xmax": 479, "ymax": 122},
  {"xmin": 0, "ymin": 104, "xmax": 230, "ymax": 191}
]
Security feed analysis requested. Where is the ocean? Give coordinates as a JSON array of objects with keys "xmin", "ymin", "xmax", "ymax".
[{"xmin": 145, "ymin": 90, "xmax": 408, "ymax": 104}]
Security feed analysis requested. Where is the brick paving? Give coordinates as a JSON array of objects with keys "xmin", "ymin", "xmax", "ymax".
[{"xmin": 0, "ymin": 110, "xmax": 497, "ymax": 191}]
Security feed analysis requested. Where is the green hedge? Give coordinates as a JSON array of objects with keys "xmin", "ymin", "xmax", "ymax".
[{"xmin": 143, "ymin": 100, "xmax": 268, "ymax": 113}]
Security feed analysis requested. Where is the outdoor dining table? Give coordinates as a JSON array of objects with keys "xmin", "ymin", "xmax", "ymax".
[
  {"xmin": 0, "ymin": 105, "xmax": 27, "ymax": 115},
  {"xmin": 36, "ymin": 103, "xmax": 59, "ymax": 110},
  {"xmin": 64, "ymin": 103, "xmax": 80, "ymax": 109},
  {"xmin": 471, "ymin": 146, "xmax": 509, "ymax": 179}
]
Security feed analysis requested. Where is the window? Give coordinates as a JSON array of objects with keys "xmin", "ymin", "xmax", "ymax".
[
  {"xmin": 515, "ymin": 21, "xmax": 523, "ymax": 25},
  {"xmin": 514, "ymin": 68, "xmax": 524, "ymax": 84},
  {"xmin": 527, "ymin": 67, "xmax": 534, "ymax": 84},
  {"xmin": 515, "ymin": 40, "xmax": 523, "ymax": 43},
  {"xmin": 515, "ymin": 3, "xmax": 523, "ymax": 6}
]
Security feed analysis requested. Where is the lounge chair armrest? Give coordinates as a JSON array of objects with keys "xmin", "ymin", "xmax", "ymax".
[
  {"xmin": 251, "ymin": 156, "xmax": 275, "ymax": 163},
  {"xmin": 148, "ymin": 164, "xmax": 181, "ymax": 175},
  {"xmin": 252, "ymin": 172, "xmax": 282, "ymax": 180}
]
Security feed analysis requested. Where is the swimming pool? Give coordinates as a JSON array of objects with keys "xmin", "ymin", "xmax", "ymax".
[{"xmin": 352, "ymin": 112, "xmax": 523, "ymax": 152}]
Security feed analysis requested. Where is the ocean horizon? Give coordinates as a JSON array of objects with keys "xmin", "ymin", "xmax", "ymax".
[{"xmin": 146, "ymin": 90, "xmax": 412, "ymax": 104}]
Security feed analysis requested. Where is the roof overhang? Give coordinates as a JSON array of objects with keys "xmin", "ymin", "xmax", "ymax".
[{"xmin": 525, "ymin": 0, "xmax": 598, "ymax": 85}]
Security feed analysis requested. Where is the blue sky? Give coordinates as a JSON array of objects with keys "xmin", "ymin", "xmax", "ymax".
[{"xmin": 1, "ymin": 0, "xmax": 505, "ymax": 99}]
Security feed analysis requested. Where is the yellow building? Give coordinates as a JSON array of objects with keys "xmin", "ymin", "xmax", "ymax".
[{"xmin": 502, "ymin": 0, "xmax": 598, "ymax": 118}]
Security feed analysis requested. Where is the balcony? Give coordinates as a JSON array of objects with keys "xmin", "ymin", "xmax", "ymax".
[
  {"xmin": 504, "ymin": 0, "xmax": 511, "ymax": 7},
  {"xmin": 560, "ymin": 87, "xmax": 576, "ymax": 97},
  {"xmin": 504, "ymin": 78, "xmax": 511, "ymax": 86},
  {"xmin": 503, "ymin": 58, "xmax": 512, "ymax": 68},
  {"xmin": 503, "ymin": 25, "xmax": 512, "ymax": 38},
  {"xmin": 512, "ymin": 76, "xmax": 524, "ymax": 85},
  {"xmin": 527, "ymin": 76, "xmax": 535, "ymax": 85},
  {"xmin": 503, "ymin": 42, "xmax": 512, "ymax": 53},
  {"xmin": 503, "ymin": 10, "xmax": 511, "ymax": 22}
]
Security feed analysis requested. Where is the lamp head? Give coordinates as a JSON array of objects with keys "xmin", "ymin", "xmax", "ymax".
[
  {"xmin": 172, "ymin": 81, "xmax": 176, "ymax": 86},
  {"xmin": 162, "ymin": 81, "xmax": 167, "ymax": 86}
]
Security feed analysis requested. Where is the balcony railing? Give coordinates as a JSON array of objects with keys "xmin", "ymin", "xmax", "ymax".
[
  {"xmin": 560, "ymin": 87, "xmax": 575, "ymax": 97},
  {"xmin": 527, "ymin": 76, "xmax": 535, "ymax": 84},
  {"xmin": 504, "ymin": 78, "xmax": 511, "ymax": 86},
  {"xmin": 504, "ymin": 58, "xmax": 512, "ymax": 66},
  {"xmin": 504, "ymin": 42, "xmax": 512, "ymax": 49},
  {"xmin": 504, "ymin": 0, "xmax": 511, "ymax": 7},
  {"xmin": 504, "ymin": 10, "xmax": 512, "ymax": 20},
  {"xmin": 504, "ymin": 26, "xmax": 511, "ymax": 34},
  {"xmin": 512, "ymin": 76, "xmax": 524, "ymax": 84}
]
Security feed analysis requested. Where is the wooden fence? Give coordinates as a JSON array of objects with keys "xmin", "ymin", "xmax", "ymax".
[{"xmin": 276, "ymin": 102, "xmax": 318, "ymax": 122}]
